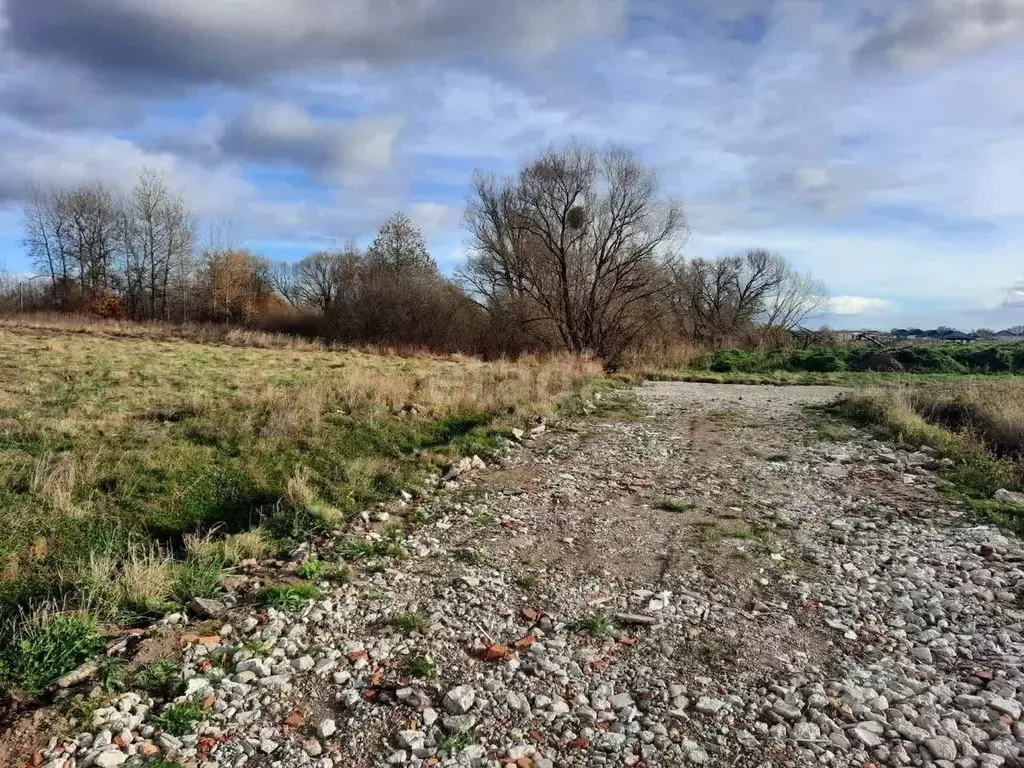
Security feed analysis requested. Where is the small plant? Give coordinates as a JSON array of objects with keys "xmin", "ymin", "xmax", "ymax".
[
  {"xmin": 328, "ymin": 563, "xmax": 353, "ymax": 584},
  {"xmin": 402, "ymin": 654, "xmax": 437, "ymax": 679},
  {"xmin": 241, "ymin": 638, "xmax": 273, "ymax": 654},
  {"xmin": 438, "ymin": 727, "xmax": 478, "ymax": 754},
  {"xmin": 131, "ymin": 660, "xmax": 185, "ymax": 699},
  {"xmin": 578, "ymin": 612, "xmax": 613, "ymax": 637},
  {"xmin": 656, "ymin": 498, "xmax": 697, "ymax": 513},
  {"xmin": 515, "ymin": 573, "xmax": 539, "ymax": 591},
  {"xmin": 298, "ymin": 556, "xmax": 326, "ymax": 580},
  {"xmin": 474, "ymin": 511, "xmax": 495, "ymax": 526},
  {"xmin": 258, "ymin": 583, "xmax": 319, "ymax": 610},
  {"xmin": 452, "ymin": 548, "xmax": 484, "ymax": 565},
  {"xmin": 98, "ymin": 657, "xmax": 126, "ymax": 693},
  {"xmin": 61, "ymin": 693, "xmax": 107, "ymax": 725},
  {"xmin": 363, "ymin": 560, "xmax": 387, "ymax": 574},
  {"xmin": 153, "ymin": 701, "xmax": 205, "ymax": 736},
  {"xmin": 223, "ymin": 529, "xmax": 269, "ymax": 564},
  {"xmin": 1, "ymin": 610, "xmax": 103, "ymax": 694},
  {"xmin": 693, "ymin": 638, "xmax": 739, "ymax": 667},
  {"xmin": 390, "ymin": 611, "xmax": 429, "ymax": 634}
]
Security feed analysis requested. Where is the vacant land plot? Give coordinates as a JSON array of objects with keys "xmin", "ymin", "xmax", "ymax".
[{"xmin": 0, "ymin": 322, "xmax": 599, "ymax": 693}]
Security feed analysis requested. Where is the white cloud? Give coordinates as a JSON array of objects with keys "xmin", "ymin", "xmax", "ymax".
[{"xmin": 828, "ymin": 296, "xmax": 899, "ymax": 316}]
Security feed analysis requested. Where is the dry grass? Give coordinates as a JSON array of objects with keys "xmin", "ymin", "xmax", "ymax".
[{"xmin": 841, "ymin": 380, "xmax": 1024, "ymax": 459}]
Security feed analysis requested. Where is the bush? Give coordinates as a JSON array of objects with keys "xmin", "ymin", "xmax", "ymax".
[
  {"xmin": 790, "ymin": 349, "xmax": 846, "ymax": 373},
  {"xmin": 709, "ymin": 349, "xmax": 750, "ymax": 373}
]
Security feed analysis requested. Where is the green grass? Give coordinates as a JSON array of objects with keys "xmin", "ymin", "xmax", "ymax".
[
  {"xmin": 0, "ymin": 611, "xmax": 103, "ymax": 694},
  {"xmin": 452, "ymin": 547, "xmax": 485, "ymax": 565},
  {"xmin": 515, "ymin": 573, "xmax": 539, "ymax": 591},
  {"xmin": 153, "ymin": 701, "xmax": 205, "ymax": 736},
  {"xmin": 438, "ymin": 728, "xmax": 478, "ymax": 754}
]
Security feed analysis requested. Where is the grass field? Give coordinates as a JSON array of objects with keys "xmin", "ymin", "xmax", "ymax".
[
  {"xmin": 0, "ymin": 320, "xmax": 602, "ymax": 693},
  {"xmin": 833, "ymin": 378, "xmax": 1024, "ymax": 532}
]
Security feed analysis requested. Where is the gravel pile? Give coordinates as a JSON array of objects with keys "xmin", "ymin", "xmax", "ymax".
[{"xmin": 31, "ymin": 382, "xmax": 1024, "ymax": 767}]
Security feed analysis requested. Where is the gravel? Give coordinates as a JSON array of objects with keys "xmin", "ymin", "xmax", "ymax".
[{"xmin": 28, "ymin": 381, "xmax": 1024, "ymax": 768}]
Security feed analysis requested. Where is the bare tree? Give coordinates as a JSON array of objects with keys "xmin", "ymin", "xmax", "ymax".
[
  {"xmin": 669, "ymin": 249, "xmax": 826, "ymax": 345},
  {"xmin": 118, "ymin": 169, "xmax": 194, "ymax": 320},
  {"xmin": 273, "ymin": 244, "xmax": 361, "ymax": 313},
  {"xmin": 461, "ymin": 142, "xmax": 686, "ymax": 360},
  {"xmin": 23, "ymin": 187, "xmax": 74, "ymax": 306}
]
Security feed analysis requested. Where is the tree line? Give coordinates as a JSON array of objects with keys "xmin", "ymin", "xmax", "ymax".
[{"xmin": 1, "ymin": 141, "xmax": 827, "ymax": 362}]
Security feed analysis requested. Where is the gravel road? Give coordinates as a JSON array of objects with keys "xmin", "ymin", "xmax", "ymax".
[{"xmin": 20, "ymin": 382, "xmax": 1024, "ymax": 768}]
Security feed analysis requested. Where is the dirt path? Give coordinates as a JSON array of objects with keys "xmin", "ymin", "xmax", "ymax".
[{"xmin": 16, "ymin": 382, "xmax": 1024, "ymax": 768}]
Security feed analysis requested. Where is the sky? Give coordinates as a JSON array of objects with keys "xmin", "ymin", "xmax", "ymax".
[{"xmin": 0, "ymin": 0, "xmax": 1021, "ymax": 330}]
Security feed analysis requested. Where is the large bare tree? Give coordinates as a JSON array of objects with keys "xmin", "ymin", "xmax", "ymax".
[{"xmin": 461, "ymin": 142, "xmax": 686, "ymax": 360}]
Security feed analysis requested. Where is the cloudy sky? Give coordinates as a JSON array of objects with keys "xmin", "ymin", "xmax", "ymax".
[{"xmin": 0, "ymin": 0, "xmax": 1021, "ymax": 330}]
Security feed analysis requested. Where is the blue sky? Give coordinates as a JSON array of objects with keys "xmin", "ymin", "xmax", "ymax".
[{"xmin": 0, "ymin": 0, "xmax": 1022, "ymax": 329}]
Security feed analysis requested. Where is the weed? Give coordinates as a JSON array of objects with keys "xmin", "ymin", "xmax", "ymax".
[
  {"xmin": 402, "ymin": 654, "xmax": 438, "ymax": 679},
  {"xmin": 153, "ymin": 701, "xmax": 205, "ymax": 736},
  {"xmin": 328, "ymin": 563, "xmax": 353, "ymax": 584},
  {"xmin": 515, "ymin": 573, "xmax": 539, "ymax": 591},
  {"xmin": 578, "ymin": 612, "xmax": 613, "ymax": 637},
  {"xmin": 258, "ymin": 583, "xmax": 319, "ymax": 610},
  {"xmin": 97, "ymin": 657, "xmax": 126, "ymax": 693},
  {"xmin": 812, "ymin": 421, "xmax": 850, "ymax": 442},
  {"xmin": 131, "ymin": 660, "xmax": 185, "ymax": 699},
  {"xmin": 222, "ymin": 529, "xmax": 269, "ymax": 564},
  {"xmin": 0, "ymin": 610, "xmax": 103, "ymax": 694},
  {"xmin": 693, "ymin": 637, "xmax": 739, "ymax": 666},
  {"xmin": 241, "ymin": 639, "xmax": 273, "ymax": 654},
  {"xmin": 363, "ymin": 560, "xmax": 387, "ymax": 574},
  {"xmin": 298, "ymin": 556, "xmax": 326, "ymax": 580},
  {"xmin": 438, "ymin": 728, "xmax": 478, "ymax": 754},
  {"xmin": 391, "ymin": 611, "xmax": 429, "ymax": 634},
  {"xmin": 452, "ymin": 548, "xmax": 485, "ymax": 565},
  {"xmin": 656, "ymin": 498, "xmax": 697, "ymax": 513},
  {"xmin": 344, "ymin": 532, "xmax": 407, "ymax": 561}
]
